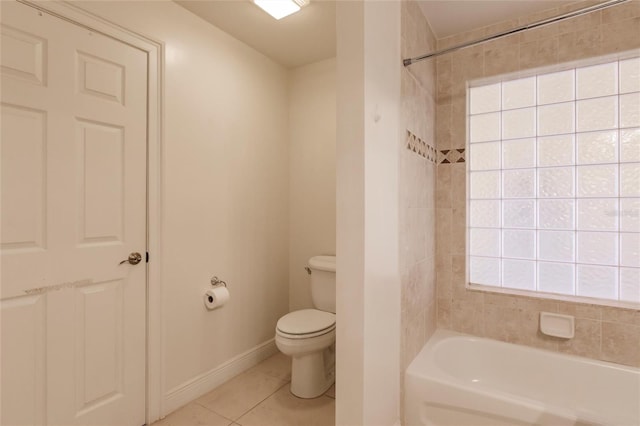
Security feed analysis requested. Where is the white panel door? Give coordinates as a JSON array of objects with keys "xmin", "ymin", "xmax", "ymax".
[{"xmin": 0, "ymin": 1, "xmax": 147, "ymax": 425}]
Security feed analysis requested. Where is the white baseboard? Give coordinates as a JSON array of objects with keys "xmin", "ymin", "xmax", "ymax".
[{"xmin": 162, "ymin": 338, "xmax": 279, "ymax": 416}]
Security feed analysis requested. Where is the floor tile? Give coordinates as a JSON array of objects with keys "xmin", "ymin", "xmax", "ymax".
[
  {"xmin": 247, "ymin": 352, "xmax": 291, "ymax": 381},
  {"xmin": 236, "ymin": 385, "xmax": 335, "ymax": 426},
  {"xmin": 196, "ymin": 369, "xmax": 289, "ymax": 420},
  {"xmin": 152, "ymin": 402, "xmax": 232, "ymax": 426},
  {"xmin": 324, "ymin": 384, "xmax": 335, "ymax": 399}
]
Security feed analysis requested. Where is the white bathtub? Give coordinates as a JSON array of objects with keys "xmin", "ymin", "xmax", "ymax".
[{"xmin": 405, "ymin": 330, "xmax": 640, "ymax": 426}]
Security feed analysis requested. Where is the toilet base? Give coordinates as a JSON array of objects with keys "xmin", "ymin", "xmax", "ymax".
[{"xmin": 290, "ymin": 345, "xmax": 335, "ymax": 399}]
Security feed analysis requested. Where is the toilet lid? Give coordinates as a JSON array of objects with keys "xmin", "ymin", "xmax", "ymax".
[{"xmin": 277, "ymin": 309, "xmax": 336, "ymax": 335}]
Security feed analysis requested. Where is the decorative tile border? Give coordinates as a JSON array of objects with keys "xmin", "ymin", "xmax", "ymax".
[
  {"xmin": 438, "ymin": 148, "xmax": 466, "ymax": 164},
  {"xmin": 406, "ymin": 130, "xmax": 437, "ymax": 163}
]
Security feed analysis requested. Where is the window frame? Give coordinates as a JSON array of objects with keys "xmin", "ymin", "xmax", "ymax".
[{"xmin": 465, "ymin": 50, "xmax": 640, "ymax": 309}]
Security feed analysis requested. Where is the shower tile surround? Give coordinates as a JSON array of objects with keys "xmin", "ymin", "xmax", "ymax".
[
  {"xmin": 435, "ymin": 0, "xmax": 640, "ymax": 367},
  {"xmin": 400, "ymin": 0, "xmax": 437, "ymax": 416}
]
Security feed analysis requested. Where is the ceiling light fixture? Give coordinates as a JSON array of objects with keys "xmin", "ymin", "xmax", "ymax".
[{"xmin": 253, "ymin": 0, "xmax": 309, "ymax": 20}]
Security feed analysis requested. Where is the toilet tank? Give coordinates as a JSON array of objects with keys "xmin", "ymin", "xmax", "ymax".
[{"xmin": 309, "ymin": 255, "xmax": 336, "ymax": 313}]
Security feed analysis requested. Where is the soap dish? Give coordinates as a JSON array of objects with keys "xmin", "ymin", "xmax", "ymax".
[{"xmin": 540, "ymin": 312, "xmax": 575, "ymax": 339}]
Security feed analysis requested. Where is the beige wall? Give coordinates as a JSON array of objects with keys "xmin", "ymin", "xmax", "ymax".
[
  {"xmin": 435, "ymin": 1, "xmax": 640, "ymax": 367},
  {"xmin": 288, "ymin": 58, "xmax": 336, "ymax": 311},
  {"xmin": 399, "ymin": 0, "xmax": 437, "ymax": 411},
  {"xmin": 76, "ymin": 0, "xmax": 291, "ymax": 407},
  {"xmin": 336, "ymin": 1, "xmax": 402, "ymax": 424}
]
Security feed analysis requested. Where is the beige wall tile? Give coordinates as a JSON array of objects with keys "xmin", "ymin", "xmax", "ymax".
[
  {"xmin": 601, "ymin": 1, "xmax": 640, "ymax": 23},
  {"xmin": 558, "ymin": 318, "xmax": 602, "ymax": 359},
  {"xmin": 601, "ymin": 307, "xmax": 640, "ymax": 326},
  {"xmin": 436, "ymin": 165, "xmax": 452, "ymax": 208},
  {"xmin": 600, "ymin": 18, "xmax": 640, "ymax": 53},
  {"xmin": 435, "ymin": 104, "xmax": 452, "ymax": 150},
  {"xmin": 400, "ymin": 2, "xmax": 437, "ymax": 412},
  {"xmin": 437, "ymin": 298, "xmax": 452, "ymax": 328},
  {"xmin": 557, "ymin": 27, "xmax": 603, "ymax": 62},
  {"xmin": 601, "ymin": 322, "xmax": 640, "ymax": 367},
  {"xmin": 519, "ymin": 37, "xmax": 559, "ymax": 69},
  {"xmin": 436, "ymin": 58, "xmax": 452, "ymax": 104},
  {"xmin": 432, "ymin": 0, "xmax": 640, "ymax": 368},
  {"xmin": 557, "ymin": 10, "xmax": 601, "ymax": 35},
  {"xmin": 557, "ymin": 301, "xmax": 603, "ymax": 320},
  {"xmin": 451, "ymin": 299, "xmax": 484, "ymax": 335},
  {"xmin": 484, "ymin": 43, "xmax": 520, "ymax": 76}
]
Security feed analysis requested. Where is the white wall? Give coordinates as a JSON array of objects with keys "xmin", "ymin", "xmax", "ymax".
[
  {"xmin": 288, "ymin": 58, "xmax": 336, "ymax": 311},
  {"xmin": 336, "ymin": 2, "xmax": 402, "ymax": 425},
  {"xmin": 75, "ymin": 0, "xmax": 290, "ymax": 412}
]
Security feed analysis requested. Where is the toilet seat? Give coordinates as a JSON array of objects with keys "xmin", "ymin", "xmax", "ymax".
[{"xmin": 276, "ymin": 309, "xmax": 336, "ymax": 339}]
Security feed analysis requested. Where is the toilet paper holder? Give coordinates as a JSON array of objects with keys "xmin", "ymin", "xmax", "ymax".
[{"xmin": 210, "ymin": 276, "xmax": 227, "ymax": 288}]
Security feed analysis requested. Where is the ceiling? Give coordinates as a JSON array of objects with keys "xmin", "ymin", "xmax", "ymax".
[
  {"xmin": 419, "ymin": 1, "xmax": 573, "ymax": 39},
  {"xmin": 175, "ymin": 1, "xmax": 577, "ymax": 68},
  {"xmin": 175, "ymin": 0, "xmax": 336, "ymax": 69}
]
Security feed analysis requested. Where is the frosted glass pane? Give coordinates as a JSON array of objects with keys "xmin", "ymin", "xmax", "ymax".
[
  {"xmin": 577, "ymin": 165, "xmax": 617, "ymax": 197},
  {"xmin": 621, "ymin": 163, "xmax": 640, "ymax": 197},
  {"xmin": 576, "ymin": 62, "xmax": 618, "ymax": 99},
  {"xmin": 577, "ymin": 232, "xmax": 618, "ymax": 265},
  {"xmin": 577, "ymin": 131, "xmax": 618, "ymax": 164},
  {"xmin": 503, "ymin": 138, "xmax": 535, "ymax": 169},
  {"xmin": 577, "ymin": 199, "xmax": 618, "ymax": 231},
  {"xmin": 577, "ymin": 97, "xmax": 618, "ymax": 132},
  {"xmin": 538, "ymin": 199, "xmax": 574, "ymax": 229},
  {"xmin": 620, "ymin": 267, "xmax": 640, "ymax": 303},
  {"xmin": 470, "ymin": 171, "xmax": 500, "ymax": 199},
  {"xmin": 470, "ymin": 256, "xmax": 500, "ymax": 286},
  {"xmin": 620, "ymin": 233, "xmax": 640, "ymax": 267},
  {"xmin": 470, "ymin": 112, "xmax": 501, "ymax": 143},
  {"xmin": 620, "ymin": 93, "xmax": 640, "ymax": 128},
  {"xmin": 539, "ymin": 230, "xmax": 574, "ymax": 262},
  {"xmin": 620, "ymin": 57, "xmax": 640, "ymax": 94},
  {"xmin": 470, "ymin": 83, "xmax": 501, "ymax": 114},
  {"xmin": 470, "ymin": 142, "xmax": 500, "ymax": 171},
  {"xmin": 470, "ymin": 228, "xmax": 500, "ymax": 257},
  {"xmin": 503, "ymin": 108, "xmax": 536, "ymax": 139},
  {"xmin": 621, "ymin": 198, "xmax": 640, "ymax": 232},
  {"xmin": 470, "ymin": 200, "xmax": 500, "ymax": 228},
  {"xmin": 503, "ymin": 77, "xmax": 536, "ymax": 110},
  {"xmin": 502, "ymin": 229, "xmax": 535, "ymax": 259},
  {"xmin": 577, "ymin": 265, "xmax": 618, "ymax": 299},
  {"xmin": 538, "ymin": 135, "xmax": 574, "ymax": 167},
  {"xmin": 503, "ymin": 200, "xmax": 535, "ymax": 228},
  {"xmin": 538, "ymin": 70, "xmax": 574, "ymax": 105},
  {"xmin": 538, "ymin": 262, "xmax": 575, "ymax": 295},
  {"xmin": 503, "ymin": 169, "xmax": 535, "ymax": 198},
  {"xmin": 538, "ymin": 103, "xmax": 575, "ymax": 136},
  {"xmin": 621, "ymin": 128, "xmax": 640, "ymax": 162},
  {"xmin": 502, "ymin": 259, "xmax": 536, "ymax": 290},
  {"xmin": 538, "ymin": 167, "xmax": 574, "ymax": 198}
]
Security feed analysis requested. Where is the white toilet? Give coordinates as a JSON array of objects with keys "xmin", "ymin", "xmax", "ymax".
[{"xmin": 275, "ymin": 255, "xmax": 336, "ymax": 398}]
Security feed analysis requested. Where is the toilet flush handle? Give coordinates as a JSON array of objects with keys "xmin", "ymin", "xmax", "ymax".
[{"xmin": 304, "ymin": 267, "xmax": 311, "ymax": 275}]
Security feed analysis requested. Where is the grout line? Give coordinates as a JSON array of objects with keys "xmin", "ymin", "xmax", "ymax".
[
  {"xmin": 193, "ymin": 401, "xmax": 236, "ymax": 424},
  {"xmin": 234, "ymin": 380, "xmax": 291, "ymax": 423}
]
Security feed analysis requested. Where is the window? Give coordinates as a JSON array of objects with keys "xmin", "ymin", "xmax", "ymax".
[{"xmin": 467, "ymin": 55, "xmax": 640, "ymax": 304}]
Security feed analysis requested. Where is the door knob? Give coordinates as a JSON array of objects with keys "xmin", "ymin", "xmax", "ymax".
[{"xmin": 119, "ymin": 252, "xmax": 142, "ymax": 265}]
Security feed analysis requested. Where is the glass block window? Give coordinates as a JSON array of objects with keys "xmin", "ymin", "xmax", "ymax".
[{"xmin": 468, "ymin": 56, "xmax": 640, "ymax": 304}]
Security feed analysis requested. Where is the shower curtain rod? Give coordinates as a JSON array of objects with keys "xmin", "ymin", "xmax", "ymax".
[{"xmin": 403, "ymin": 0, "xmax": 630, "ymax": 67}]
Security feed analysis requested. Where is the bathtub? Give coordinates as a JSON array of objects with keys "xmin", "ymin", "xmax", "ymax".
[{"xmin": 405, "ymin": 330, "xmax": 640, "ymax": 426}]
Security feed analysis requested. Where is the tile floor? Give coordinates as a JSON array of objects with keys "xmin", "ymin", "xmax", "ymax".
[{"xmin": 152, "ymin": 353, "xmax": 335, "ymax": 426}]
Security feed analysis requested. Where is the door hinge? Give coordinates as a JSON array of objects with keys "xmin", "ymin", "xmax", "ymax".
[{"xmin": 146, "ymin": 251, "xmax": 149, "ymax": 263}]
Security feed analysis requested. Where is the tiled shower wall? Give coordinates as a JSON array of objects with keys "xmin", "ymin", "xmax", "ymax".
[
  {"xmin": 435, "ymin": 0, "xmax": 640, "ymax": 367},
  {"xmin": 400, "ymin": 0, "xmax": 437, "ymax": 389}
]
